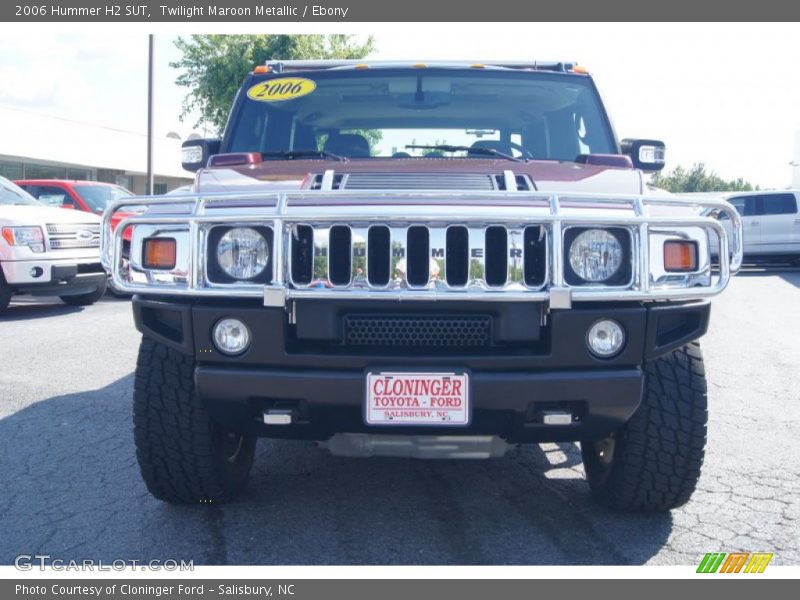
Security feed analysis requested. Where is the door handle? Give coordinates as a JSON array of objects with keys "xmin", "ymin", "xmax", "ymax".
[{"xmin": 750, "ymin": 221, "xmax": 759, "ymax": 226}]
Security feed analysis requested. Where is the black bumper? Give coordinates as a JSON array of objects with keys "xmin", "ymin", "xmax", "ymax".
[{"xmin": 132, "ymin": 296, "xmax": 710, "ymax": 443}]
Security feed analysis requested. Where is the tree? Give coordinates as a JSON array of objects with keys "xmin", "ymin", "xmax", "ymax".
[
  {"xmin": 171, "ymin": 34, "xmax": 375, "ymax": 132},
  {"xmin": 651, "ymin": 163, "xmax": 757, "ymax": 193}
]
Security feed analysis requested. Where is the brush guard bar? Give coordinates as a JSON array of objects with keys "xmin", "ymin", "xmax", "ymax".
[{"xmin": 101, "ymin": 191, "xmax": 742, "ymax": 309}]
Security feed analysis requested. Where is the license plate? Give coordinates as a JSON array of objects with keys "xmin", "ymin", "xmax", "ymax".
[{"xmin": 365, "ymin": 371, "xmax": 470, "ymax": 426}]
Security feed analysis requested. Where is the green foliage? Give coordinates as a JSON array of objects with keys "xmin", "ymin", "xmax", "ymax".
[
  {"xmin": 651, "ymin": 163, "xmax": 757, "ymax": 193},
  {"xmin": 171, "ymin": 34, "xmax": 375, "ymax": 132}
]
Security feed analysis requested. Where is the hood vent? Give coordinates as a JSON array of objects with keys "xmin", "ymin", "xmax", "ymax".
[
  {"xmin": 307, "ymin": 172, "xmax": 533, "ymax": 191},
  {"xmin": 494, "ymin": 174, "xmax": 533, "ymax": 191},
  {"xmin": 308, "ymin": 172, "xmax": 345, "ymax": 190}
]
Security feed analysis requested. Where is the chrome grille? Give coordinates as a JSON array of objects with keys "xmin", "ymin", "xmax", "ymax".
[
  {"xmin": 289, "ymin": 224, "xmax": 548, "ymax": 291},
  {"xmin": 46, "ymin": 223, "xmax": 101, "ymax": 250}
]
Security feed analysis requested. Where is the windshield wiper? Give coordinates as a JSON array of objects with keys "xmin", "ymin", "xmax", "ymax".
[
  {"xmin": 261, "ymin": 150, "xmax": 347, "ymax": 162},
  {"xmin": 405, "ymin": 144, "xmax": 523, "ymax": 163}
]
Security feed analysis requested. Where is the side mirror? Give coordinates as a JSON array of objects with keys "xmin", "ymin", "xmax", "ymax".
[
  {"xmin": 620, "ymin": 138, "xmax": 666, "ymax": 172},
  {"xmin": 181, "ymin": 138, "xmax": 221, "ymax": 172}
]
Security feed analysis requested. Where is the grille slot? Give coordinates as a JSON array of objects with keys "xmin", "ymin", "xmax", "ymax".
[
  {"xmin": 445, "ymin": 226, "xmax": 469, "ymax": 286},
  {"xmin": 524, "ymin": 226, "xmax": 547, "ymax": 287},
  {"xmin": 328, "ymin": 225, "xmax": 351, "ymax": 285},
  {"xmin": 367, "ymin": 226, "xmax": 391, "ymax": 286},
  {"xmin": 485, "ymin": 226, "xmax": 508, "ymax": 286},
  {"xmin": 345, "ymin": 315, "xmax": 491, "ymax": 348},
  {"xmin": 290, "ymin": 225, "xmax": 314, "ymax": 285},
  {"xmin": 406, "ymin": 226, "xmax": 430, "ymax": 287}
]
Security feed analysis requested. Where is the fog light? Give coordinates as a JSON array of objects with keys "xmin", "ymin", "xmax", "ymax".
[
  {"xmin": 586, "ymin": 319, "xmax": 625, "ymax": 358},
  {"xmin": 212, "ymin": 318, "xmax": 251, "ymax": 355}
]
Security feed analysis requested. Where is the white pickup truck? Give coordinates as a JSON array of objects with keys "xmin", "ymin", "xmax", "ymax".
[{"xmin": 0, "ymin": 176, "xmax": 106, "ymax": 313}]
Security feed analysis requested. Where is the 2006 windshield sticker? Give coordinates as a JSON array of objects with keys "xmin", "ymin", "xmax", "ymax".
[{"xmin": 247, "ymin": 78, "xmax": 317, "ymax": 102}]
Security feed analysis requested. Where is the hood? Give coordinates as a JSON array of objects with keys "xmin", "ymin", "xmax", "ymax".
[
  {"xmin": 196, "ymin": 158, "xmax": 644, "ymax": 196},
  {"xmin": 0, "ymin": 204, "xmax": 101, "ymax": 226}
]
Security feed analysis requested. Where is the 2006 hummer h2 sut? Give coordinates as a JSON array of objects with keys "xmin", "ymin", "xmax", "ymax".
[{"xmin": 102, "ymin": 61, "xmax": 743, "ymax": 511}]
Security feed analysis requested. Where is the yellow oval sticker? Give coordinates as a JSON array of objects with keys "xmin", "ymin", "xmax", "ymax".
[{"xmin": 246, "ymin": 77, "xmax": 316, "ymax": 102}]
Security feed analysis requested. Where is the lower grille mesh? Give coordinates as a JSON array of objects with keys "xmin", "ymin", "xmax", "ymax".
[{"xmin": 345, "ymin": 315, "xmax": 491, "ymax": 348}]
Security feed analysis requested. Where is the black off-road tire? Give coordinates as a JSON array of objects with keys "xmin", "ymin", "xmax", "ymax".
[
  {"xmin": 0, "ymin": 276, "xmax": 12, "ymax": 313},
  {"xmin": 133, "ymin": 338, "xmax": 256, "ymax": 504},
  {"xmin": 60, "ymin": 279, "xmax": 107, "ymax": 306},
  {"xmin": 581, "ymin": 342, "xmax": 707, "ymax": 512}
]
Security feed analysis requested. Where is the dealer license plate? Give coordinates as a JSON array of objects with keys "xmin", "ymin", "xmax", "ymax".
[{"xmin": 365, "ymin": 371, "xmax": 470, "ymax": 426}]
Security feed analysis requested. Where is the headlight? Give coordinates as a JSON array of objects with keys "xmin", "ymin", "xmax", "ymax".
[
  {"xmin": 216, "ymin": 227, "xmax": 269, "ymax": 280},
  {"xmin": 568, "ymin": 229, "xmax": 623, "ymax": 282},
  {"xmin": 1, "ymin": 226, "xmax": 45, "ymax": 253}
]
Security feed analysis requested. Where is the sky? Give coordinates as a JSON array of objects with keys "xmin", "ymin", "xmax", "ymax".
[{"xmin": 0, "ymin": 23, "xmax": 797, "ymax": 188}]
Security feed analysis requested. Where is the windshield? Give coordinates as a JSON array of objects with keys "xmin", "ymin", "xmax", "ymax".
[
  {"xmin": 225, "ymin": 69, "xmax": 617, "ymax": 161},
  {"xmin": 72, "ymin": 184, "xmax": 133, "ymax": 212},
  {"xmin": 0, "ymin": 177, "xmax": 40, "ymax": 206}
]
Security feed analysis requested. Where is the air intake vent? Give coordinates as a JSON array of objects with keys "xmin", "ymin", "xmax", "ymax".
[
  {"xmin": 494, "ymin": 174, "xmax": 533, "ymax": 191},
  {"xmin": 345, "ymin": 315, "xmax": 491, "ymax": 348},
  {"xmin": 343, "ymin": 173, "xmax": 496, "ymax": 190},
  {"xmin": 308, "ymin": 173, "xmax": 344, "ymax": 190}
]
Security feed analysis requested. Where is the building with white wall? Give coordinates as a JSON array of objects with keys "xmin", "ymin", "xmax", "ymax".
[{"xmin": 0, "ymin": 105, "xmax": 193, "ymax": 194}]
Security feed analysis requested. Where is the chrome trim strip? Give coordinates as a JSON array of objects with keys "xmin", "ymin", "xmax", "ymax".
[
  {"xmin": 390, "ymin": 226, "xmax": 407, "ymax": 287},
  {"xmin": 507, "ymin": 226, "xmax": 525, "ymax": 286},
  {"xmin": 320, "ymin": 169, "xmax": 335, "ymax": 191},
  {"xmin": 313, "ymin": 226, "xmax": 330, "ymax": 287},
  {"xmin": 467, "ymin": 226, "xmax": 486, "ymax": 289},
  {"xmin": 351, "ymin": 226, "xmax": 368, "ymax": 287},
  {"xmin": 429, "ymin": 226, "xmax": 447, "ymax": 289}
]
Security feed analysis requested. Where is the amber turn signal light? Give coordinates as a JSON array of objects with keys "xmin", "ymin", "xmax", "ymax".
[
  {"xmin": 663, "ymin": 241, "xmax": 698, "ymax": 272},
  {"xmin": 143, "ymin": 238, "xmax": 176, "ymax": 269}
]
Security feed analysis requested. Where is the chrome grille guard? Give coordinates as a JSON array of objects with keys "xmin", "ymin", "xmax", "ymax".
[{"xmin": 101, "ymin": 191, "xmax": 742, "ymax": 309}]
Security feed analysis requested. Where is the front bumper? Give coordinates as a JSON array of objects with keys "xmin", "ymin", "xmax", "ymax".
[
  {"xmin": 196, "ymin": 365, "xmax": 643, "ymax": 443},
  {"xmin": 2, "ymin": 259, "xmax": 106, "ymax": 295},
  {"xmin": 132, "ymin": 297, "xmax": 710, "ymax": 443}
]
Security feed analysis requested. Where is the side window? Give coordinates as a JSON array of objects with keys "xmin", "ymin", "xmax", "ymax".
[
  {"xmin": 727, "ymin": 196, "xmax": 758, "ymax": 217},
  {"xmin": 727, "ymin": 197, "xmax": 746, "ymax": 217},
  {"xmin": 761, "ymin": 193, "xmax": 798, "ymax": 216},
  {"xmin": 34, "ymin": 186, "xmax": 78, "ymax": 209}
]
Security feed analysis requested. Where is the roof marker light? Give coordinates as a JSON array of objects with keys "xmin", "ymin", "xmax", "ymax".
[
  {"xmin": 571, "ymin": 65, "xmax": 590, "ymax": 74},
  {"xmin": 253, "ymin": 65, "xmax": 271, "ymax": 74}
]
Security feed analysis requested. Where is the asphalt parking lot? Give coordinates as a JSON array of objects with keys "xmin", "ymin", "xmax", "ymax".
[{"xmin": 1, "ymin": 266, "xmax": 798, "ymax": 566}]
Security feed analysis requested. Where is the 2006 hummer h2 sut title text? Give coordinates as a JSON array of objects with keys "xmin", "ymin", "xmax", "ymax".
[{"xmin": 102, "ymin": 61, "xmax": 743, "ymax": 511}]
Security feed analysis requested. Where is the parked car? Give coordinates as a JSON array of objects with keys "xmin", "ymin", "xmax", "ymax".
[
  {"xmin": 0, "ymin": 176, "xmax": 106, "ymax": 312},
  {"xmin": 102, "ymin": 60, "xmax": 742, "ymax": 511},
  {"xmin": 14, "ymin": 180, "xmax": 133, "ymax": 215},
  {"xmin": 15, "ymin": 180, "xmax": 141, "ymax": 295},
  {"xmin": 712, "ymin": 191, "xmax": 800, "ymax": 265}
]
